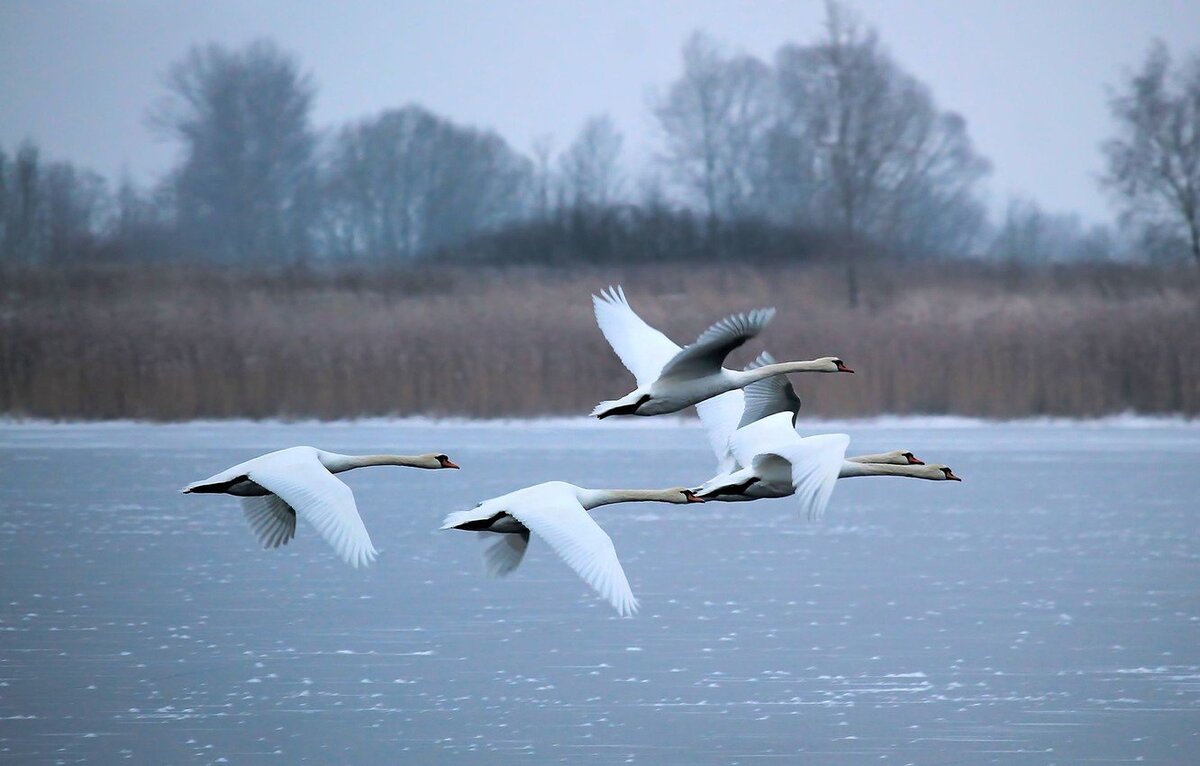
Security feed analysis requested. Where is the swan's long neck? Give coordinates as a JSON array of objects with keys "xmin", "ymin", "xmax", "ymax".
[
  {"xmin": 320, "ymin": 453, "xmax": 429, "ymax": 473},
  {"xmin": 838, "ymin": 462, "xmax": 938, "ymax": 480},
  {"xmin": 733, "ymin": 360, "xmax": 831, "ymax": 385},
  {"xmin": 848, "ymin": 452, "xmax": 908, "ymax": 465},
  {"xmin": 577, "ymin": 488, "xmax": 684, "ymax": 510}
]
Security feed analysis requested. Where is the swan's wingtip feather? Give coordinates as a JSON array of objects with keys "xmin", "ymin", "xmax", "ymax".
[{"xmin": 593, "ymin": 284, "xmax": 627, "ymax": 308}]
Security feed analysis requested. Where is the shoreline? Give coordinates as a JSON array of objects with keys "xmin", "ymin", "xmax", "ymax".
[{"xmin": 2, "ymin": 412, "xmax": 1197, "ymax": 431}]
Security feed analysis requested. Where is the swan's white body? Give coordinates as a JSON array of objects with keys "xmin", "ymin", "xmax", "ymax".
[
  {"xmin": 183, "ymin": 446, "xmax": 457, "ymax": 568},
  {"xmin": 442, "ymin": 481, "xmax": 702, "ymax": 616},
  {"xmin": 591, "ymin": 286, "xmax": 851, "ymax": 419}
]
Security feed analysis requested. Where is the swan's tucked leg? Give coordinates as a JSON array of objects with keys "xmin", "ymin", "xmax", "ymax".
[{"xmin": 480, "ymin": 530, "xmax": 530, "ymax": 578}]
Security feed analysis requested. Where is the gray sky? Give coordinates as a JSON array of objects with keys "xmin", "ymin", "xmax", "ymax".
[{"xmin": 2, "ymin": 0, "xmax": 1198, "ymax": 226}]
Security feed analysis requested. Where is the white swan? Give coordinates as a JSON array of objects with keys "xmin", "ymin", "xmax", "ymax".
[
  {"xmin": 441, "ymin": 481, "xmax": 704, "ymax": 616},
  {"xmin": 694, "ymin": 411, "xmax": 961, "ymax": 512},
  {"xmin": 591, "ymin": 286, "xmax": 852, "ymax": 419},
  {"xmin": 692, "ymin": 413, "xmax": 851, "ymax": 519},
  {"xmin": 183, "ymin": 446, "xmax": 459, "ymax": 568}
]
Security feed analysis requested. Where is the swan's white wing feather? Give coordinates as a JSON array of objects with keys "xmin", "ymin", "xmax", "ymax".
[
  {"xmin": 729, "ymin": 412, "xmax": 802, "ymax": 469},
  {"xmin": 696, "ymin": 352, "xmax": 803, "ymax": 472},
  {"xmin": 695, "ymin": 391, "xmax": 745, "ymax": 473},
  {"xmin": 239, "ymin": 495, "xmax": 297, "ymax": 549},
  {"xmin": 757, "ymin": 433, "xmax": 850, "ymax": 522},
  {"xmin": 592, "ymin": 285, "xmax": 681, "ymax": 388},
  {"xmin": 739, "ymin": 351, "xmax": 802, "ymax": 429},
  {"xmin": 248, "ymin": 458, "xmax": 377, "ymax": 569},
  {"xmin": 481, "ymin": 530, "xmax": 530, "ymax": 578},
  {"xmin": 658, "ymin": 308, "xmax": 776, "ymax": 381},
  {"xmin": 508, "ymin": 487, "xmax": 638, "ymax": 617}
]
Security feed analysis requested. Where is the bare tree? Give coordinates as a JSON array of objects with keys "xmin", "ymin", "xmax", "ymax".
[
  {"xmin": 653, "ymin": 32, "xmax": 775, "ymax": 234},
  {"xmin": 559, "ymin": 115, "xmax": 624, "ymax": 210},
  {"xmin": 322, "ymin": 106, "xmax": 530, "ymax": 262},
  {"xmin": 0, "ymin": 142, "xmax": 110, "ymax": 264},
  {"xmin": 43, "ymin": 163, "xmax": 108, "ymax": 263},
  {"xmin": 774, "ymin": 1, "xmax": 988, "ymax": 302},
  {"xmin": 529, "ymin": 135, "xmax": 557, "ymax": 221},
  {"xmin": 1103, "ymin": 40, "xmax": 1200, "ymax": 266},
  {"xmin": 151, "ymin": 39, "xmax": 317, "ymax": 265},
  {"xmin": 1, "ymin": 144, "xmax": 41, "ymax": 263}
]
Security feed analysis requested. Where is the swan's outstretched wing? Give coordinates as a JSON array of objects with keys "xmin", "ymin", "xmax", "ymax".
[
  {"xmin": 739, "ymin": 351, "xmax": 801, "ymax": 429},
  {"xmin": 729, "ymin": 412, "xmax": 802, "ymax": 469},
  {"xmin": 508, "ymin": 488, "xmax": 638, "ymax": 617},
  {"xmin": 481, "ymin": 530, "xmax": 530, "ymax": 578},
  {"xmin": 658, "ymin": 308, "xmax": 775, "ymax": 381},
  {"xmin": 695, "ymin": 392, "xmax": 744, "ymax": 474},
  {"xmin": 239, "ymin": 495, "xmax": 297, "ymax": 549},
  {"xmin": 248, "ymin": 457, "xmax": 377, "ymax": 568},
  {"xmin": 592, "ymin": 285, "xmax": 681, "ymax": 387},
  {"xmin": 756, "ymin": 433, "xmax": 850, "ymax": 521}
]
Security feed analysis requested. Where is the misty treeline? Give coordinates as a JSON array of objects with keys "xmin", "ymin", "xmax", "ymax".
[
  {"xmin": 3, "ymin": 2, "xmax": 1199, "ymax": 278},
  {"xmin": 2, "ymin": 261, "xmax": 1196, "ymax": 420}
]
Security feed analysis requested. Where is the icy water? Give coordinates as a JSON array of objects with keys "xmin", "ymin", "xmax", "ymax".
[{"xmin": 1, "ymin": 418, "xmax": 1198, "ymax": 765}]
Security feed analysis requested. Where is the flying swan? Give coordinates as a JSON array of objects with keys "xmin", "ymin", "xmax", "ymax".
[
  {"xmin": 693, "ymin": 363, "xmax": 960, "ymax": 516},
  {"xmin": 441, "ymin": 481, "xmax": 704, "ymax": 616},
  {"xmin": 183, "ymin": 446, "xmax": 460, "ymax": 568},
  {"xmin": 591, "ymin": 286, "xmax": 853, "ymax": 419}
]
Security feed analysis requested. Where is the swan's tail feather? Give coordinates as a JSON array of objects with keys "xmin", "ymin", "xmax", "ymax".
[
  {"xmin": 442, "ymin": 508, "xmax": 486, "ymax": 530},
  {"xmin": 591, "ymin": 399, "xmax": 622, "ymax": 419}
]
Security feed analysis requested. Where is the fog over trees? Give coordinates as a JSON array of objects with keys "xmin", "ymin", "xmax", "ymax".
[
  {"xmin": 322, "ymin": 106, "xmax": 531, "ymax": 262},
  {"xmin": 2, "ymin": 2, "xmax": 1197, "ymax": 273},
  {"xmin": 151, "ymin": 40, "xmax": 319, "ymax": 265}
]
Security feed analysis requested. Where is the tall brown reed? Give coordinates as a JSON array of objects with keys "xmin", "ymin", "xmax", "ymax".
[{"xmin": 1, "ymin": 261, "xmax": 1196, "ymax": 420}]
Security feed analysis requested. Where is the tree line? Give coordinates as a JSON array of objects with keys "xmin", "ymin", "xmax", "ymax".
[{"xmin": 2, "ymin": 2, "xmax": 1198, "ymax": 277}]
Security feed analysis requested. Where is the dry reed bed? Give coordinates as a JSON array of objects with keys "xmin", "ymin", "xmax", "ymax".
[{"xmin": 1, "ymin": 262, "xmax": 1197, "ymax": 419}]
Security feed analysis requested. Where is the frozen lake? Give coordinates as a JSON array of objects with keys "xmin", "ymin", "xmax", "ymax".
[{"xmin": 1, "ymin": 418, "xmax": 1198, "ymax": 764}]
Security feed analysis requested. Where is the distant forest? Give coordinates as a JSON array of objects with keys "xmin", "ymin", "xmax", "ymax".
[
  {"xmin": 3, "ymin": 1, "xmax": 1199, "ymax": 297},
  {"xmin": 3, "ymin": 3, "xmax": 1199, "ymax": 421}
]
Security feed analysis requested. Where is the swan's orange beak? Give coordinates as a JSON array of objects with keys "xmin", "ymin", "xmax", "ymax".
[
  {"xmin": 684, "ymin": 491, "xmax": 705, "ymax": 503},
  {"xmin": 905, "ymin": 453, "xmax": 925, "ymax": 465},
  {"xmin": 439, "ymin": 457, "xmax": 460, "ymax": 469},
  {"xmin": 944, "ymin": 469, "xmax": 962, "ymax": 481},
  {"xmin": 836, "ymin": 360, "xmax": 855, "ymax": 373}
]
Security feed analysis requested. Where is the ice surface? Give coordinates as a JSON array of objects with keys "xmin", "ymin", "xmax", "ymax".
[{"xmin": 1, "ymin": 418, "xmax": 1198, "ymax": 763}]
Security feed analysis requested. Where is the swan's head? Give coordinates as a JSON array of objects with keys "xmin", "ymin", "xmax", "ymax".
[
  {"xmin": 415, "ymin": 453, "xmax": 460, "ymax": 469},
  {"xmin": 815, "ymin": 356, "xmax": 855, "ymax": 373},
  {"xmin": 667, "ymin": 487, "xmax": 706, "ymax": 504},
  {"xmin": 929, "ymin": 464, "xmax": 961, "ymax": 481},
  {"xmin": 872, "ymin": 450, "xmax": 925, "ymax": 465}
]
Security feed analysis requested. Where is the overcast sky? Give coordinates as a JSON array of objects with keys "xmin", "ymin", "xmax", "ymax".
[{"xmin": 2, "ymin": 0, "xmax": 1199, "ymax": 225}]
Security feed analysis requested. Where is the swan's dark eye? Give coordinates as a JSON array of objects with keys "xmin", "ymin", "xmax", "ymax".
[{"xmin": 436, "ymin": 454, "xmax": 448, "ymax": 461}]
